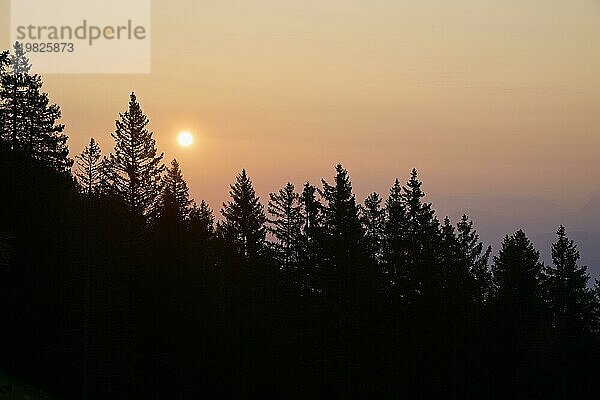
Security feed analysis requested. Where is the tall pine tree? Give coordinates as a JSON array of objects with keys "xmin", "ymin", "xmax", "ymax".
[
  {"xmin": 268, "ymin": 182, "xmax": 303, "ymax": 274},
  {"xmin": 188, "ymin": 200, "xmax": 216, "ymax": 270},
  {"xmin": 456, "ymin": 214, "xmax": 492, "ymax": 306},
  {"xmin": 153, "ymin": 159, "xmax": 193, "ymax": 278},
  {"xmin": 0, "ymin": 42, "xmax": 71, "ymax": 172},
  {"xmin": 320, "ymin": 164, "xmax": 367, "ymax": 305},
  {"xmin": 401, "ymin": 169, "xmax": 441, "ymax": 308},
  {"xmin": 189, "ymin": 200, "xmax": 215, "ymax": 243},
  {"xmin": 384, "ymin": 178, "xmax": 408, "ymax": 303},
  {"xmin": 545, "ymin": 225, "xmax": 598, "ymax": 336},
  {"xmin": 0, "ymin": 42, "xmax": 30, "ymax": 148},
  {"xmin": 490, "ymin": 230, "xmax": 551, "ymax": 396},
  {"xmin": 107, "ymin": 92, "xmax": 164, "ymax": 218},
  {"xmin": 298, "ymin": 182, "xmax": 324, "ymax": 294},
  {"xmin": 157, "ymin": 159, "xmax": 193, "ymax": 225},
  {"xmin": 360, "ymin": 192, "xmax": 385, "ymax": 266},
  {"xmin": 492, "ymin": 230, "xmax": 547, "ymax": 336},
  {"xmin": 221, "ymin": 169, "xmax": 267, "ymax": 260},
  {"xmin": 76, "ymin": 138, "xmax": 102, "ymax": 196},
  {"xmin": 97, "ymin": 156, "xmax": 114, "ymax": 197}
]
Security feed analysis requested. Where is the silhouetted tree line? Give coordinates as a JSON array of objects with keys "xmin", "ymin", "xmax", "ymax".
[{"xmin": 1, "ymin": 42, "xmax": 599, "ymax": 399}]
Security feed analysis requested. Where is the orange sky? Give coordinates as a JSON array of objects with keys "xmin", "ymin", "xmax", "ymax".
[{"xmin": 1, "ymin": 0, "xmax": 599, "ymax": 214}]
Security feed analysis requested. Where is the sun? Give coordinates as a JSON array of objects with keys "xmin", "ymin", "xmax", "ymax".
[{"xmin": 177, "ymin": 131, "xmax": 193, "ymax": 147}]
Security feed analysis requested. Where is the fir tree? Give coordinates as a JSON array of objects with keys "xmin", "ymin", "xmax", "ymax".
[
  {"xmin": 153, "ymin": 159, "xmax": 193, "ymax": 269},
  {"xmin": 221, "ymin": 169, "xmax": 266, "ymax": 260},
  {"xmin": 492, "ymin": 230, "xmax": 547, "ymax": 333},
  {"xmin": 0, "ymin": 42, "xmax": 71, "ymax": 172},
  {"xmin": 268, "ymin": 182, "xmax": 302, "ymax": 272},
  {"xmin": 320, "ymin": 165, "xmax": 363, "ymax": 245},
  {"xmin": 490, "ymin": 230, "xmax": 549, "ymax": 396},
  {"xmin": 401, "ymin": 168, "xmax": 441, "ymax": 306},
  {"xmin": 456, "ymin": 214, "xmax": 492, "ymax": 305},
  {"xmin": 189, "ymin": 200, "xmax": 215, "ymax": 241},
  {"xmin": 439, "ymin": 215, "xmax": 491, "ymax": 316},
  {"xmin": 107, "ymin": 92, "xmax": 164, "ymax": 218},
  {"xmin": 545, "ymin": 225, "xmax": 598, "ymax": 336},
  {"xmin": 383, "ymin": 178, "xmax": 408, "ymax": 302},
  {"xmin": 0, "ymin": 42, "xmax": 30, "ymax": 147},
  {"xmin": 300, "ymin": 182, "xmax": 323, "ymax": 251},
  {"xmin": 76, "ymin": 138, "xmax": 102, "ymax": 196},
  {"xmin": 298, "ymin": 182, "xmax": 324, "ymax": 293},
  {"xmin": 439, "ymin": 217, "xmax": 461, "ymax": 290},
  {"xmin": 320, "ymin": 164, "xmax": 367, "ymax": 304},
  {"xmin": 403, "ymin": 169, "xmax": 437, "ymax": 237},
  {"xmin": 360, "ymin": 192, "xmax": 385, "ymax": 265},
  {"xmin": 188, "ymin": 200, "xmax": 216, "ymax": 269},
  {"xmin": 97, "ymin": 156, "xmax": 114, "ymax": 197},
  {"xmin": 157, "ymin": 159, "xmax": 193, "ymax": 224}
]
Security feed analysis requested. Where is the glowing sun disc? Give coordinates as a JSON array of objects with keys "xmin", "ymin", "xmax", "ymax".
[{"xmin": 177, "ymin": 131, "xmax": 193, "ymax": 147}]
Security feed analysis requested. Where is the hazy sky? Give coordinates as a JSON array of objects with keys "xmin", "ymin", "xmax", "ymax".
[{"xmin": 1, "ymin": 0, "xmax": 599, "ymax": 214}]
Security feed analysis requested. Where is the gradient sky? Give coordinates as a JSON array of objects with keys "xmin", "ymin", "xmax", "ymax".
[{"xmin": 1, "ymin": 0, "xmax": 599, "ymax": 216}]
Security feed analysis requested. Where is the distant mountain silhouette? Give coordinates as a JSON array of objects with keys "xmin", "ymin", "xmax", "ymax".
[{"xmin": 431, "ymin": 192, "xmax": 600, "ymax": 279}]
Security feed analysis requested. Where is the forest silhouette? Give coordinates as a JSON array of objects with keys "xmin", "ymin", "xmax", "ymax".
[{"xmin": 1, "ymin": 42, "xmax": 599, "ymax": 399}]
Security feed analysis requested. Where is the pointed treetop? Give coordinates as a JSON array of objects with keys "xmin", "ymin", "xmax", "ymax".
[
  {"xmin": 404, "ymin": 168, "xmax": 425, "ymax": 200},
  {"xmin": 221, "ymin": 169, "xmax": 267, "ymax": 259},
  {"xmin": 76, "ymin": 137, "xmax": 102, "ymax": 196},
  {"xmin": 107, "ymin": 92, "xmax": 164, "ymax": 217},
  {"xmin": 159, "ymin": 157, "xmax": 192, "ymax": 223},
  {"xmin": 10, "ymin": 42, "xmax": 32, "ymax": 75}
]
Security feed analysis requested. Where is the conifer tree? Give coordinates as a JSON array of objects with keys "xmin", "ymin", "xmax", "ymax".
[
  {"xmin": 383, "ymin": 178, "xmax": 408, "ymax": 301},
  {"xmin": 157, "ymin": 159, "xmax": 193, "ymax": 224},
  {"xmin": 0, "ymin": 42, "xmax": 71, "ymax": 172},
  {"xmin": 320, "ymin": 164, "xmax": 366, "ymax": 304},
  {"xmin": 107, "ymin": 92, "xmax": 164, "ymax": 218},
  {"xmin": 300, "ymin": 182, "xmax": 323, "ymax": 250},
  {"xmin": 188, "ymin": 200, "xmax": 216, "ymax": 268},
  {"xmin": 492, "ymin": 230, "xmax": 546, "ymax": 333},
  {"xmin": 545, "ymin": 225, "xmax": 598, "ymax": 336},
  {"xmin": 0, "ymin": 42, "xmax": 30, "ymax": 147},
  {"xmin": 360, "ymin": 192, "xmax": 385, "ymax": 265},
  {"xmin": 439, "ymin": 216, "xmax": 491, "ymax": 315},
  {"xmin": 97, "ymin": 156, "xmax": 114, "ymax": 197},
  {"xmin": 221, "ymin": 169, "xmax": 266, "ymax": 260},
  {"xmin": 153, "ymin": 159, "xmax": 193, "ymax": 268},
  {"xmin": 321, "ymin": 165, "xmax": 363, "ymax": 244},
  {"xmin": 439, "ymin": 216, "xmax": 460, "ymax": 281},
  {"xmin": 76, "ymin": 138, "xmax": 102, "ymax": 196},
  {"xmin": 456, "ymin": 214, "xmax": 492, "ymax": 305},
  {"xmin": 268, "ymin": 182, "xmax": 302, "ymax": 272},
  {"xmin": 439, "ymin": 217, "xmax": 471, "ymax": 325},
  {"xmin": 401, "ymin": 168, "xmax": 441, "ymax": 306},
  {"xmin": 298, "ymin": 182, "xmax": 323, "ymax": 293},
  {"xmin": 403, "ymin": 169, "xmax": 437, "ymax": 237},
  {"xmin": 189, "ymin": 200, "xmax": 215, "ymax": 241},
  {"xmin": 490, "ymin": 230, "xmax": 551, "ymax": 396}
]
